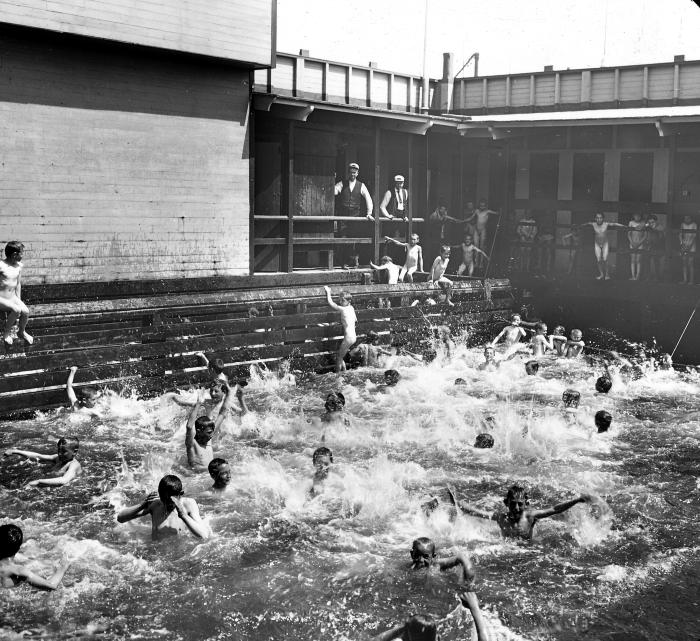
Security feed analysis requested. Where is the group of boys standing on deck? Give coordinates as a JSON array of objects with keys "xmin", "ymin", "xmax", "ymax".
[{"xmin": 334, "ymin": 162, "xmax": 496, "ymax": 291}]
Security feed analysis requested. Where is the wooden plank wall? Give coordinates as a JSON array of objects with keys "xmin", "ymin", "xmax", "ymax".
[
  {"xmin": 0, "ymin": 276, "xmax": 513, "ymax": 416},
  {"xmin": 0, "ymin": 0, "xmax": 274, "ymax": 66},
  {"xmin": 0, "ymin": 31, "xmax": 251, "ymax": 284}
]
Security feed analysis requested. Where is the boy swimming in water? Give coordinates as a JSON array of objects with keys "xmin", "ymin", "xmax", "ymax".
[
  {"xmin": 530, "ymin": 322, "xmax": 554, "ymax": 358},
  {"xmin": 0, "ymin": 241, "xmax": 33, "ymax": 346},
  {"xmin": 310, "ymin": 446, "xmax": 333, "ymax": 496},
  {"xmin": 565, "ymin": 329, "xmax": 585, "ymax": 357},
  {"xmin": 372, "ymin": 592, "xmax": 489, "ymax": 641},
  {"xmin": 347, "ymin": 330, "xmax": 392, "ymax": 368},
  {"xmin": 324, "ymin": 285, "xmax": 357, "ymax": 373},
  {"xmin": 208, "ymin": 458, "xmax": 231, "ymax": 491},
  {"xmin": 409, "ymin": 537, "xmax": 475, "ymax": 585},
  {"xmin": 454, "ymin": 484, "xmax": 592, "ymax": 540},
  {"xmin": 117, "ymin": 474, "xmax": 209, "ymax": 540},
  {"xmin": 384, "ymin": 233, "xmax": 424, "ymax": 283},
  {"xmin": 0, "ymin": 524, "xmax": 71, "ymax": 590},
  {"xmin": 186, "ymin": 382, "xmax": 241, "ymax": 471},
  {"xmin": 490, "ymin": 314, "xmax": 526, "ymax": 351},
  {"xmin": 478, "ymin": 345, "xmax": 499, "ymax": 371},
  {"xmin": 66, "ymin": 366, "xmax": 101, "ymax": 410},
  {"xmin": 196, "ymin": 352, "xmax": 229, "ymax": 384},
  {"xmin": 5, "ymin": 436, "xmax": 82, "ymax": 488}
]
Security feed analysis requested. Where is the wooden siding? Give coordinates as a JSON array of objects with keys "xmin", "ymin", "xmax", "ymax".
[
  {"xmin": 0, "ymin": 0, "xmax": 274, "ymax": 66},
  {"xmin": 0, "ymin": 36, "xmax": 250, "ymax": 285}
]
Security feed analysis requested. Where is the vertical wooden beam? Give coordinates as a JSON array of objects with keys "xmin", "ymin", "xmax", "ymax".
[
  {"xmin": 673, "ymin": 63, "xmax": 680, "ymax": 104},
  {"xmin": 554, "ymin": 72, "xmax": 561, "ymax": 105},
  {"xmin": 368, "ymin": 68, "xmax": 373, "ymax": 108},
  {"xmin": 482, "ymin": 78, "xmax": 488, "ymax": 109},
  {"xmin": 642, "ymin": 66, "xmax": 649, "ymax": 103},
  {"xmin": 373, "ymin": 123, "xmax": 381, "ymax": 263},
  {"xmin": 505, "ymin": 76, "xmax": 511, "ymax": 109},
  {"xmin": 408, "ymin": 135, "xmax": 414, "ymax": 239},
  {"xmin": 388, "ymin": 73, "xmax": 394, "ymax": 110},
  {"xmin": 408, "ymin": 77, "xmax": 413, "ymax": 112},
  {"xmin": 613, "ymin": 68, "xmax": 620, "ymax": 103},
  {"xmin": 322, "ymin": 62, "xmax": 329, "ymax": 101},
  {"xmin": 286, "ymin": 122, "xmax": 295, "ymax": 273},
  {"xmin": 580, "ymin": 70, "xmax": 592, "ymax": 104},
  {"xmin": 476, "ymin": 152, "xmax": 490, "ymax": 202},
  {"xmin": 514, "ymin": 151, "xmax": 530, "ymax": 200},
  {"xmin": 248, "ymin": 80, "xmax": 256, "ymax": 275},
  {"xmin": 558, "ymin": 151, "xmax": 574, "ymax": 201},
  {"xmin": 529, "ymin": 74, "xmax": 536, "ymax": 108},
  {"xmin": 667, "ymin": 133, "xmax": 677, "ymax": 271},
  {"xmin": 346, "ymin": 65, "xmax": 352, "ymax": 104},
  {"xmin": 652, "ymin": 149, "xmax": 670, "ymax": 203},
  {"xmin": 603, "ymin": 151, "xmax": 621, "ymax": 203}
]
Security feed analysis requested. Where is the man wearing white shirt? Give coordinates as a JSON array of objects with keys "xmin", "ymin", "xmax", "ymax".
[{"xmin": 379, "ymin": 175, "xmax": 409, "ymax": 221}]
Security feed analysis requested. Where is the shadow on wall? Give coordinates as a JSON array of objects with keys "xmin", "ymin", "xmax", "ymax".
[{"xmin": 0, "ymin": 23, "xmax": 249, "ymax": 124}]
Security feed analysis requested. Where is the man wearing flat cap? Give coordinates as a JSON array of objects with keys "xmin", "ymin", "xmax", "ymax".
[
  {"xmin": 380, "ymin": 175, "xmax": 409, "ymax": 221},
  {"xmin": 334, "ymin": 162, "xmax": 374, "ymax": 267}
]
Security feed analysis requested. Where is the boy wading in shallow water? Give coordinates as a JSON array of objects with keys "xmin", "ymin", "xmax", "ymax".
[
  {"xmin": 454, "ymin": 484, "xmax": 593, "ymax": 540},
  {"xmin": 117, "ymin": 474, "xmax": 209, "ymax": 540},
  {"xmin": 0, "ymin": 241, "xmax": 33, "ymax": 346},
  {"xmin": 0, "ymin": 524, "xmax": 71, "ymax": 590},
  {"xmin": 324, "ymin": 285, "xmax": 357, "ymax": 372}
]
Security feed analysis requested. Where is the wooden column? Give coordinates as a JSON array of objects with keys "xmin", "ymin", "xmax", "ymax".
[
  {"xmin": 558, "ymin": 151, "xmax": 574, "ymax": 201},
  {"xmin": 373, "ymin": 123, "xmax": 381, "ymax": 263},
  {"xmin": 286, "ymin": 122, "xmax": 295, "ymax": 273},
  {"xmin": 408, "ymin": 135, "xmax": 415, "ymax": 239}
]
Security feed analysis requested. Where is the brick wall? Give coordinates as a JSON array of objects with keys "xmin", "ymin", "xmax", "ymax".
[{"xmin": 0, "ymin": 31, "xmax": 251, "ymax": 285}]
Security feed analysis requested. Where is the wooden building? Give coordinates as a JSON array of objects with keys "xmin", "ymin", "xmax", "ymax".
[
  {"xmin": 252, "ymin": 52, "xmax": 700, "ymax": 281},
  {"xmin": 0, "ymin": 0, "xmax": 275, "ymax": 285}
]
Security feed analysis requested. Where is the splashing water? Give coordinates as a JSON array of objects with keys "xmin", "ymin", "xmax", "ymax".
[{"xmin": 1, "ymin": 342, "xmax": 699, "ymax": 641}]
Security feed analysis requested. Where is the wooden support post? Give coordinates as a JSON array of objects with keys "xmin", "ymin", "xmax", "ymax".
[
  {"xmin": 322, "ymin": 62, "xmax": 329, "ymax": 101},
  {"xmin": 673, "ymin": 63, "xmax": 680, "ymax": 105},
  {"xmin": 667, "ymin": 133, "xmax": 678, "ymax": 276},
  {"xmin": 287, "ymin": 122, "xmax": 295, "ymax": 273},
  {"xmin": 408, "ymin": 135, "xmax": 415, "ymax": 239},
  {"xmin": 373, "ymin": 124, "xmax": 381, "ymax": 263}
]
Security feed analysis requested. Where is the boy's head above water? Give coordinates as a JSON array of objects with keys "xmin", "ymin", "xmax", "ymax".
[
  {"xmin": 570, "ymin": 329, "xmax": 583, "ymax": 341},
  {"xmin": 510, "ymin": 314, "xmax": 521, "ymax": 326},
  {"xmin": 595, "ymin": 376, "xmax": 612, "ymax": 393},
  {"xmin": 57, "ymin": 437, "xmax": 79, "ymax": 461},
  {"xmin": 410, "ymin": 537, "xmax": 436, "ymax": 568},
  {"xmin": 324, "ymin": 392, "xmax": 345, "ymax": 413},
  {"xmin": 208, "ymin": 381, "xmax": 226, "ymax": 402},
  {"xmin": 76, "ymin": 386, "xmax": 100, "ymax": 408},
  {"xmin": 312, "ymin": 446, "xmax": 333, "ymax": 471},
  {"xmin": 525, "ymin": 360, "xmax": 539, "ymax": 376},
  {"xmin": 158, "ymin": 474, "xmax": 184, "ymax": 507},
  {"xmin": 384, "ymin": 369, "xmax": 400, "ymax": 386},
  {"xmin": 194, "ymin": 416, "xmax": 216, "ymax": 445},
  {"xmin": 0, "ymin": 523, "xmax": 23, "ymax": 559},
  {"xmin": 504, "ymin": 484, "xmax": 529, "ymax": 518},
  {"xmin": 595, "ymin": 410, "xmax": 613, "ymax": 433},
  {"xmin": 474, "ymin": 433, "xmax": 494, "ymax": 448},
  {"xmin": 404, "ymin": 614, "xmax": 438, "ymax": 641},
  {"xmin": 208, "ymin": 458, "xmax": 231, "ymax": 489}
]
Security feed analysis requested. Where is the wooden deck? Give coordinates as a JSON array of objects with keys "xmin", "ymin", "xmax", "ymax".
[{"xmin": 0, "ymin": 273, "xmax": 513, "ymax": 416}]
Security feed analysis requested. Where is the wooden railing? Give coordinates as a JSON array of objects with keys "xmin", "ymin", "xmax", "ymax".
[
  {"xmin": 253, "ymin": 52, "xmax": 438, "ymax": 113},
  {"xmin": 452, "ymin": 58, "xmax": 700, "ymax": 114}
]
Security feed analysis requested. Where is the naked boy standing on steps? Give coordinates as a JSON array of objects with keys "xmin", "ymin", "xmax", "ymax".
[
  {"xmin": 0, "ymin": 241, "xmax": 33, "ymax": 347},
  {"xmin": 579, "ymin": 214, "xmax": 626, "ymax": 280}
]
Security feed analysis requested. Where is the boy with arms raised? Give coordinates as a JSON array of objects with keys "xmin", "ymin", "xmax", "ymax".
[
  {"xmin": 453, "ymin": 484, "xmax": 592, "ymax": 540},
  {"xmin": 186, "ymin": 381, "xmax": 243, "ymax": 471},
  {"xmin": 5, "ymin": 436, "xmax": 82, "ymax": 488},
  {"xmin": 369, "ymin": 256, "xmax": 402, "ymax": 285},
  {"xmin": 324, "ymin": 285, "xmax": 357, "ymax": 373},
  {"xmin": 0, "ymin": 241, "xmax": 33, "ymax": 346},
  {"xmin": 117, "ymin": 474, "xmax": 209, "ymax": 540},
  {"xmin": 0, "ymin": 524, "xmax": 71, "ymax": 590}
]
